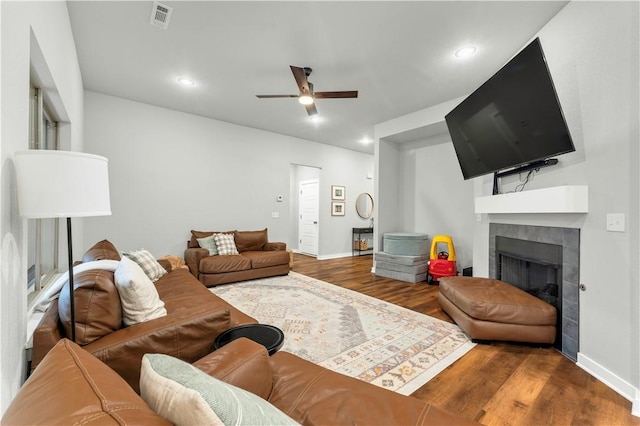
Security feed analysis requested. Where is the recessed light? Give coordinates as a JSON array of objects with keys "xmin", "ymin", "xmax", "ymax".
[
  {"xmin": 177, "ymin": 77, "xmax": 195, "ymax": 86},
  {"xmin": 455, "ymin": 46, "xmax": 477, "ymax": 58},
  {"xmin": 359, "ymin": 137, "xmax": 373, "ymax": 145}
]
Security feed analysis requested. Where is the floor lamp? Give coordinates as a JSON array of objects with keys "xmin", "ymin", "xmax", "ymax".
[{"xmin": 15, "ymin": 150, "xmax": 111, "ymax": 342}]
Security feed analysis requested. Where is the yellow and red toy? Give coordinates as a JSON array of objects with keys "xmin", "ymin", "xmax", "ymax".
[{"xmin": 428, "ymin": 235, "xmax": 457, "ymax": 284}]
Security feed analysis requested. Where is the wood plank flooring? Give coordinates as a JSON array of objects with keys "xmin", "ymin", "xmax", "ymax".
[{"xmin": 291, "ymin": 253, "xmax": 639, "ymax": 426}]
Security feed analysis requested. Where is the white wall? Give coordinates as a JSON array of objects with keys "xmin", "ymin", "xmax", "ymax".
[
  {"xmin": 373, "ymin": 138, "xmax": 401, "ymax": 257},
  {"xmin": 0, "ymin": 1, "xmax": 83, "ymax": 415},
  {"xmin": 397, "ymin": 136, "xmax": 475, "ymax": 270},
  {"xmin": 83, "ymin": 91, "xmax": 374, "ymax": 259},
  {"xmin": 376, "ymin": 0, "xmax": 640, "ymax": 413},
  {"xmin": 374, "ymin": 97, "xmax": 466, "ymax": 267},
  {"xmin": 515, "ymin": 0, "xmax": 639, "ymax": 409},
  {"xmin": 473, "ymin": 1, "xmax": 640, "ymax": 407}
]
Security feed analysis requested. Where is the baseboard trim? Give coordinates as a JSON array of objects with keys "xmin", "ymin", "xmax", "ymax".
[
  {"xmin": 317, "ymin": 252, "xmax": 352, "ymax": 261},
  {"xmin": 577, "ymin": 352, "xmax": 640, "ymax": 417}
]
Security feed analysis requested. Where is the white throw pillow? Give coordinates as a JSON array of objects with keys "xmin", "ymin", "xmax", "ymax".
[{"xmin": 114, "ymin": 257, "xmax": 167, "ymax": 326}]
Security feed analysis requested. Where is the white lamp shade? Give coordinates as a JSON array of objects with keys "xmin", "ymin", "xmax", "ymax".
[{"xmin": 15, "ymin": 150, "xmax": 111, "ymax": 218}]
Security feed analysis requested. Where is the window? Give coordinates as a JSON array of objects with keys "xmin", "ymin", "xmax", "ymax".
[{"xmin": 27, "ymin": 85, "xmax": 60, "ymax": 305}]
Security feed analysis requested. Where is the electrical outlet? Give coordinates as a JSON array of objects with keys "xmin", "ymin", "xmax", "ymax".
[
  {"xmin": 606, "ymin": 213, "xmax": 625, "ymax": 232},
  {"xmin": 271, "ymin": 212, "xmax": 279, "ymax": 218}
]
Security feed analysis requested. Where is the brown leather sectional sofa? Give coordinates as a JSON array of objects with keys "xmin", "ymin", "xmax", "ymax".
[
  {"xmin": 19, "ymin": 238, "xmax": 479, "ymax": 425},
  {"xmin": 32, "ymin": 239, "xmax": 257, "ymax": 392},
  {"xmin": 3, "ymin": 338, "xmax": 478, "ymax": 425},
  {"xmin": 185, "ymin": 228, "xmax": 290, "ymax": 286}
]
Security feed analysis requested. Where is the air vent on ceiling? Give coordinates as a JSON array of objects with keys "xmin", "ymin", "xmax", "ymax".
[{"xmin": 150, "ymin": 1, "xmax": 173, "ymax": 30}]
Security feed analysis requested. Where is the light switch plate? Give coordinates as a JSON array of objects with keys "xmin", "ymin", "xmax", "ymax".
[
  {"xmin": 606, "ymin": 213, "xmax": 625, "ymax": 232},
  {"xmin": 271, "ymin": 212, "xmax": 280, "ymax": 218}
]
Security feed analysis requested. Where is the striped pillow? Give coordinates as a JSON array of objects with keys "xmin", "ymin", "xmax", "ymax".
[
  {"xmin": 123, "ymin": 249, "xmax": 167, "ymax": 282},
  {"xmin": 213, "ymin": 234, "xmax": 239, "ymax": 255}
]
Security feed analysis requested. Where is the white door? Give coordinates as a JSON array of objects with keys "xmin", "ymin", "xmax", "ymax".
[{"xmin": 298, "ymin": 179, "xmax": 319, "ymax": 256}]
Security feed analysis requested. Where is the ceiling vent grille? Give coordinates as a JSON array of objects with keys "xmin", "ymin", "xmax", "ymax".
[{"xmin": 150, "ymin": 1, "xmax": 173, "ymax": 30}]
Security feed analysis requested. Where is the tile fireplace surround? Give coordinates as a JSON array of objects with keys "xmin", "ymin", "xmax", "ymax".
[{"xmin": 489, "ymin": 223, "xmax": 580, "ymax": 360}]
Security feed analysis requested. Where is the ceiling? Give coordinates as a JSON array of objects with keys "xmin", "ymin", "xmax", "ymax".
[{"xmin": 67, "ymin": 1, "xmax": 568, "ymax": 154}]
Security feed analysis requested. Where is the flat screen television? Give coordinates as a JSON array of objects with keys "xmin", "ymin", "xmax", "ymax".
[{"xmin": 445, "ymin": 38, "xmax": 574, "ymax": 181}]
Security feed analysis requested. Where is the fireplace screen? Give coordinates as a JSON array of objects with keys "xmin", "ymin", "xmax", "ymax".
[
  {"xmin": 499, "ymin": 255, "xmax": 559, "ymax": 306},
  {"xmin": 496, "ymin": 236, "xmax": 563, "ymax": 348}
]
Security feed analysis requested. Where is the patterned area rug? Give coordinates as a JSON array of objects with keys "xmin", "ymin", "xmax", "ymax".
[{"xmin": 210, "ymin": 271, "xmax": 475, "ymax": 395}]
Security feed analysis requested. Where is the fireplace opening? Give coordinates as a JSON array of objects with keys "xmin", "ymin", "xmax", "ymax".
[
  {"xmin": 496, "ymin": 236, "xmax": 563, "ymax": 350},
  {"xmin": 490, "ymin": 224, "xmax": 580, "ymax": 361}
]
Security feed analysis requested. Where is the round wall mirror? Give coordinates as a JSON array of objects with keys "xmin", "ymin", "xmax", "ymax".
[{"xmin": 355, "ymin": 193, "xmax": 374, "ymax": 219}]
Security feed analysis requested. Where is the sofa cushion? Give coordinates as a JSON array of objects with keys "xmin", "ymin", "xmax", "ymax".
[
  {"xmin": 234, "ymin": 229, "xmax": 268, "ymax": 252},
  {"xmin": 153, "ymin": 269, "xmax": 257, "ymax": 326},
  {"xmin": 140, "ymin": 354, "xmax": 298, "ymax": 426},
  {"xmin": 189, "ymin": 229, "xmax": 233, "ymax": 248},
  {"xmin": 193, "ymin": 338, "xmax": 275, "ymax": 401},
  {"xmin": 268, "ymin": 351, "xmax": 478, "ymax": 425},
  {"xmin": 123, "ymin": 249, "xmax": 167, "ymax": 282},
  {"xmin": 82, "ymin": 239, "xmax": 121, "ymax": 262},
  {"xmin": 242, "ymin": 250, "xmax": 290, "ymax": 269},
  {"xmin": 114, "ymin": 257, "xmax": 167, "ymax": 326},
  {"xmin": 214, "ymin": 233, "xmax": 240, "ymax": 255},
  {"xmin": 58, "ymin": 269, "xmax": 122, "ymax": 345},
  {"xmin": 200, "ymin": 255, "xmax": 252, "ymax": 274},
  {"xmin": 197, "ymin": 234, "xmax": 219, "ymax": 255},
  {"xmin": 1, "ymin": 339, "xmax": 170, "ymax": 425}
]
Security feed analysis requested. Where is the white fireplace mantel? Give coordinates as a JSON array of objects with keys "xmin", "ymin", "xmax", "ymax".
[{"xmin": 475, "ymin": 185, "xmax": 588, "ymax": 214}]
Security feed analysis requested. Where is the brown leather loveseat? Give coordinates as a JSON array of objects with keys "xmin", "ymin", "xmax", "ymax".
[
  {"xmin": 3, "ymin": 337, "xmax": 479, "ymax": 425},
  {"xmin": 185, "ymin": 228, "xmax": 290, "ymax": 286},
  {"xmin": 32, "ymin": 239, "xmax": 257, "ymax": 392}
]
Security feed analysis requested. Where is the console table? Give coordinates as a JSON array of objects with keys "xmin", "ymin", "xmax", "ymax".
[{"xmin": 352, "ymin": 227, "xmax": 373, "ymax": 256}]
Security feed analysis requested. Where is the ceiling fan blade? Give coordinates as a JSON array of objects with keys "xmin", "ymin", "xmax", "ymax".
[
  {"xmin": 314, "ymin": 90, "xmax": 358, "ymax": 99},
  {"xmin": 290, "ymin": 65, "xmax": 311, "ymax": 94},
  {"xmin": 305, "ymin": 103, "xmax": 318, "ymax": 117},
  {"xmin": 256, "ymin": 94, "xmax": 299, "ymax": 98}
]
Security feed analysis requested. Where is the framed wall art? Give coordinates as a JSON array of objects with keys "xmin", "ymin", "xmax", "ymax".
[
  {"xmin": 331, "ymin": 201, "xmax": 345, "ymax": 216},
  {"xmin": 331, "ymin": 185, "xmax": 345, "ymax": 200}
]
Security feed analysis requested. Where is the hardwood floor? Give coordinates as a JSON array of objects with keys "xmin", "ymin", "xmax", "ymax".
[{"xmin": 291, "ymin": 253, "xmax": 639, "ymax": 426}]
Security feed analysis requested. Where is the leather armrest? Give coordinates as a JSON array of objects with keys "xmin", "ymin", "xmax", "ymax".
[
  {"xmin": 184, "ymin": 247, "xmax": 209, "ymax": 278},
  {"xmin": 85, "ymin": 307, "xmax": 231, "ymax": 393},
  {"xmin": 264, "ymin": 242, "xmax": 286, "ymax": 251},
  {"xmin": 2, "ymin": 339, "xmax": 170, "ymax": 425},
  {"xmin": 31, "ymin": 301, "xmax": 64, "ymax": 372},
  {"xmin": 193, "ymin": 337, "xmax": 274, "ymax": 400}
]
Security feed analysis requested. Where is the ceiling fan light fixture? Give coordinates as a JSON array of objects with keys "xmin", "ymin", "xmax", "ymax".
[{"xmin": 298, "ymin": 95, "xmax": 314, "ymax": 105}]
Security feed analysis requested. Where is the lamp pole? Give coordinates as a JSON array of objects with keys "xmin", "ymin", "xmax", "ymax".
[{"xmin": 66, "ymin": 217, "xmax": 75, "ymax": 342}]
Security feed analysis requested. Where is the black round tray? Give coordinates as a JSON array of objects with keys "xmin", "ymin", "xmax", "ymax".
[{"xmin": 213, "ymin": 324, "xmax": 284, "ymax": 356}]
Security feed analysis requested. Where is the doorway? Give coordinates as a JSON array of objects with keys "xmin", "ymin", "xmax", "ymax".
[{"xmin": 298, "ymin": 179, "xmax": 319, "ymax": 256}]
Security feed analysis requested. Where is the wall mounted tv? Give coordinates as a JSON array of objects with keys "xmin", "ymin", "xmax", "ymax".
[{"xmin": 445, "ymin": 37, "xmax": 574, "ymax": 184}]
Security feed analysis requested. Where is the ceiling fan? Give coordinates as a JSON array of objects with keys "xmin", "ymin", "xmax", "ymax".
[{"xmin": 256, "ymin": 66, "xmax": 358, "ymax": 117}]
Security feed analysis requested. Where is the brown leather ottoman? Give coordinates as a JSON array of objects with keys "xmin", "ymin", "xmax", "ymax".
[{"xmin": 438, "ymin": 276, "xmax": 557, "ymax": 344}]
